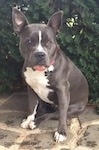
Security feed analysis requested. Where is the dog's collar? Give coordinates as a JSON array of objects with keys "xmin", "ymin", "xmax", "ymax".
[
  {"xmin": 47, "ymin": 64, "xmax": 54, "ymax": 72},
  {"xmin": 48, "ymin": 60, "xmax": 54, "ymax": 71},
  {"xmin": 44, "ymin": 65, "xmax": 54, "ymax": 77}
]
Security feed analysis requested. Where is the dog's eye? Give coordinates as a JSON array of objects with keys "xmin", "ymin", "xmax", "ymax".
[
  {"xmin": 46, "ymin": 40, "xmax": 52, "ymax": 46},
  {"xmin": 26, "ymin": 38, "xmax": 36, "ymax": 46},
  {"xmin": 26, "ymin": 39, "xmax": 32, "ymax": 44},
  {"xmin": 26, "ymin": 39, "xmax": 37, "ymax": 46}
]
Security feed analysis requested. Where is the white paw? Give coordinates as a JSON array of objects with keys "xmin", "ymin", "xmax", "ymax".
[
  {"xmin": 54, "ymin": 131, "xmax": 67, "ymax": 142},
  {"xmin": 21, "ymin": 119, "xmax": 29, "ymax": 129},
  {"xmin": 29, "ymin": 121, "xmax": 36, "ymax": 129}
]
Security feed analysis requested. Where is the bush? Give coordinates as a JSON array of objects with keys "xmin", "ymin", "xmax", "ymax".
[{"xmin": 0, "ymin": 0, "xmax": 99, "ymax": 102}]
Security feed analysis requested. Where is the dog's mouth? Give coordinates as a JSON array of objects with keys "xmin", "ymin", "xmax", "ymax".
[
  {"xmin": 33, "ymin": 65, "xmax": 46, "ymax": 71},
  {"xmin": 33, "ymin": 60, "xmax": 55, "ymax": 71}
]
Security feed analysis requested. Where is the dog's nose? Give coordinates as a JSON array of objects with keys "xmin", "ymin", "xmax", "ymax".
[{"xmin": 34, "ymin": 52, "xmax": 45, "ymax": 60}]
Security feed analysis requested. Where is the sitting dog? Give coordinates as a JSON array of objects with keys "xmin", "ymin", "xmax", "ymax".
[{"xmin": 12, "ymin": 7, "xmax": 89, "ymax": 142}]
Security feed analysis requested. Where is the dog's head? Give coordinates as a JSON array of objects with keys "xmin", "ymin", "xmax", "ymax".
[{"xmin": 12, "ymin": 8, "xmax": 63, "ymax": 71}]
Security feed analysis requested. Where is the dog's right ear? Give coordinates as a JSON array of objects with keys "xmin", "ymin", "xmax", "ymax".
[{"xmin": 12, "ymin": 7, "xmax": 28, "ymax": 34}]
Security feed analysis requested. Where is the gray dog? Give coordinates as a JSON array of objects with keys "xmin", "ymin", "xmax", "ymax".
[{"xmin": 12, "ymin": 7, "xmax": 89, "ymax": 142}]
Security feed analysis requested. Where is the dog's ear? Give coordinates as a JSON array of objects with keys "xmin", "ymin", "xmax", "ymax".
[
  {"xmin": 12, "ymin": 7, "xmax": 28, "ymax": 34},
  {"xmin": 47, "ymin": 11, "xmax": 63, "ymax": 34}
]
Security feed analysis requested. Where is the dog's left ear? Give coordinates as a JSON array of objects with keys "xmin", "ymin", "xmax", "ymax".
[{"xmin": 47, "ymin": 11, "xmax": 63, "ymax": 34}]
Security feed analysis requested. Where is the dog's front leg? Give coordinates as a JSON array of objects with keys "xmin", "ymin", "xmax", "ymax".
[
  {"xmin": 21, "ymin": 86, "xmax": 39, "ymax": 129},
  {"xmin": 54, "ymin": 82, "xmax": 70, "ymax": 142}
]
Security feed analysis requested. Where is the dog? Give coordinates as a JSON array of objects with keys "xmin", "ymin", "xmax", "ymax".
[{"xmin": 12, "ymin": 7, "xmax": 89, "ymax": 142}]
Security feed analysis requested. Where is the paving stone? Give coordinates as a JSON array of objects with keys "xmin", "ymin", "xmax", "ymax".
[
  {"xmin": 74, "ymin": 146, "xmax": 93, "ymax": 150},
  {"xmin": 0, "ymin": 93, "xmax": 28, "ymax": 112},
  {"xmin": 0, "ymin": 93, "xmax": 99, "ymax": 150},
  {"xmin": 19, "ymin": 131, "xmax": 73, "ymax": 150},
  {"xmin": 77, "ymin": 125, "xmax": 99, "ymax": 150},
  {"xmin": 0, "ymin": 111, "xmax": 25, "ymax": 128},
  {"xmin": 0, "ymin": 129, "xmax": 20, "ymax": 149},
  {"xmin": 0, "ymin": 95, "xmax": 9, "ymax": 106}
]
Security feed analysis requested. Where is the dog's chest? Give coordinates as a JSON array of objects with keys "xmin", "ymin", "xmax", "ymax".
[{"xmin": 24, "ymin": 67, "xmax": 53, "ymax": 104}]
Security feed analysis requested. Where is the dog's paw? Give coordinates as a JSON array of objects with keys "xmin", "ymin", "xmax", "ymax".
[
  {"xmin": 21, "ymin": 119, "xmax": 29, "ymax": 129},
  {"xmin": 29, "ymin": 121, "xmax": 36, "ymax": 129},
  {"xmin": 54, "ymin": 131, "xmax": 67, "ymax": 142}
]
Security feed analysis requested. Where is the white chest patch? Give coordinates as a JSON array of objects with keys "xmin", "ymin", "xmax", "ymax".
[{"xmin": 24, "ymin": 67, "xmax": 54, "ymax": 104}]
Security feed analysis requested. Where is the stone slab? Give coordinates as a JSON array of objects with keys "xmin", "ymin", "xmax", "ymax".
[{"xmin": 0, "ymin": 93, "xmax": 28, "ymax": 112}]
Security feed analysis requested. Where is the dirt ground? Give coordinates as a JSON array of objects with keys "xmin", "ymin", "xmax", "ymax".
[{"xmin": 0, "ymin": 92, "xmax": 99, "ymax": 150}]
